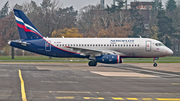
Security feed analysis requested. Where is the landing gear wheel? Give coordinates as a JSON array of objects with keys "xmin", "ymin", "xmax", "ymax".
[
  {"xmin": 153, "ymin": 63, "xmax": 157, "ymax": 67},
  {"xmin": 88, "ymin": 60, "xmax": 97, "ymax": 66},
  {"xmin": 153, "ymin": 58, "xmax": 158, "ymax": 67}
]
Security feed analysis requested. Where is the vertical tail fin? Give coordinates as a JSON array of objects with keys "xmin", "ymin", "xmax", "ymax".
[{"xmin": 14, "ymin": 9, "xmax": 43, "ymax": 40}]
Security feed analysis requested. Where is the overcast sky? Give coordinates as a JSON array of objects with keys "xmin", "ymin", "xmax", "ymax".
[{"xmin": 0, "ymin": 0, "xmax": 170, "ymax": 11}]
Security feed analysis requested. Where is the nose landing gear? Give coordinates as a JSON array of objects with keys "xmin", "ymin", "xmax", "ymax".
[
  {"xmin": 153, "ymin": 62, "xmax": 157, "ymax": 67},
  {"xmin": 153, "ymin": 57, "xmax": 158, "ymax": 67}
]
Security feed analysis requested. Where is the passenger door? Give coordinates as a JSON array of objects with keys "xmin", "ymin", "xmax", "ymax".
[
  {"xmin": 145, "ymin": 41, "xmax": 151, "ymax": 52},
  {"xmin": 45, "ymin": 41, "xmax": 51, "ymax": 52}
]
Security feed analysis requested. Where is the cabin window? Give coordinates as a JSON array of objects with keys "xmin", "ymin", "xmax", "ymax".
[
  {"xmin": 129, "ymin": 45, "xmax": 131, "ymax": 47},
  {"xmin": 107, "ymin": 44, "xmax": 109, "ymax": 47},
  {"xmin": 104, "ymin": 44, "xmax": 106, "ymax": 47},
  {"xmin": 57, "ymin": 44, "xmax": 58, "ymax": 46},
  {"xmin": 132, "ymin": 45, "xmax": 134, "ymax": 47},
  {"xmin": 90, "ymin": 44, "xmax": 92, "ymax": 46},
  {"xmin": 79, "ymin": 44, "xmax": 81, "ymax": 46},
  {"xmin": 138, "ymin": 44, "xmax": 139, "ymax": 47},
  {"xmin": 101, "ymin": 44, "xmax": 103, "ymax": 47}
]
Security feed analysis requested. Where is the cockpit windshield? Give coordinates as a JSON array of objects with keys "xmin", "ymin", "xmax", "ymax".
[{"xmin": 155, "ymin": 43, "xmax": 165, "ymax": 46}]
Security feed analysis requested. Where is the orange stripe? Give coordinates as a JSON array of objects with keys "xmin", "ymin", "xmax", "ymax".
[{"xmin": 117, "ymin": 55, "xmax": 119, "ymax": 63}]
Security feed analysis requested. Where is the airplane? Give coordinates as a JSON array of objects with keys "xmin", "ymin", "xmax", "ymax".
[{"xmin": 8, "ymin": 9, "xmax": 173, "ymax": 67}]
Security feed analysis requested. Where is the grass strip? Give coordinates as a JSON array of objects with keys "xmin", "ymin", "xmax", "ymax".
[{"xmin": 0, "ymin": 56, "xmax": 179, "ymax": 63}]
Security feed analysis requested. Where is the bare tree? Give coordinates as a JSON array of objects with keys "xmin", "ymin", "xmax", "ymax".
[
  {"xmin": 78, "ymin": 4, "xmax": 133, "ymax": 37},
  {"xmin": 0, "ymin": 12, "xmax": 19, "ymax": 49},
  {"xmin": 78, "ymin": 5, "xmax": 101, "ymax": 37},
  {"xmin": 17, "ymin": 0, "xmax": 77, "ymax": 37}
]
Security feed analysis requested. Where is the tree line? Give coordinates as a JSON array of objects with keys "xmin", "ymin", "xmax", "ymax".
[{"xmin": 0, "ymin": 0, "xmax": 179, "ymax": 55}]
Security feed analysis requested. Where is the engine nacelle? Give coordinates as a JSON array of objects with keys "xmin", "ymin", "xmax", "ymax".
[{"xmin": 96, "ymin": 55, "xmax": 122, "ymax": 64}]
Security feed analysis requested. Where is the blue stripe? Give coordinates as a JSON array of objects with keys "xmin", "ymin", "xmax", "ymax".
[
  {"xmin": 16, "ymin": 19, "xmax": 41, "ymax": 35},
  {"xmin": 16, "ymin": 20, "xmax": 24, "ymax": 25},
  {"xmin": 25, "ymin": 26, "xmax": 40, "ymax": 34}
]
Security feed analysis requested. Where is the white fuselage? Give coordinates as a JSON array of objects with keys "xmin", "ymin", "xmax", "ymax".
[{"xmin": 44, "ymin": 38, "xmax": 173, "ymax": 58}]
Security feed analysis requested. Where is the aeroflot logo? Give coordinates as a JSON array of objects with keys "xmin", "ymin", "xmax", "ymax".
[
  {"xmin": 110, "ymin": 40, "xmax": 134, "ymax": 44},
  {"xmin": 15, "ymin": 16, "xmax": 43, "ymax": 37},
  {"xmin": 110, "ymin": 40, "xmax": 116, "ymax": 44}
]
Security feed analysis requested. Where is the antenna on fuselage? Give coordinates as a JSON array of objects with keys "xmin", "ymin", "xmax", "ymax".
[
  {"xmin": 139, "ymin": 36, "xmax": 142, "ymax": 38},
  {"xmin": 62, "ymin": 36, "xmax": 64, "ymax": 38}
]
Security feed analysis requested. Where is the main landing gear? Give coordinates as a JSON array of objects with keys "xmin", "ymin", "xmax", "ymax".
[
  {"xmin": 153, "ymin": 58, "xmax": 158, "ymax": 67},
  {"xmin": 88, "ymin": 60, "xmax": 97, "ymax": 66}
]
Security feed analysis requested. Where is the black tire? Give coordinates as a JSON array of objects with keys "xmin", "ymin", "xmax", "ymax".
[
  {"xmin": 88, "ymin": 60, "xmax": 97, "ymax": 66},
  {"xmin": 153, "ymin": 63, "xmax": 157, "ymax": 67}
]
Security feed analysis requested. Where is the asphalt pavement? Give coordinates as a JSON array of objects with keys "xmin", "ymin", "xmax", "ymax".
[{"xmin": 0, "ymin": 63, "xmax": 180, "ymax": 101}]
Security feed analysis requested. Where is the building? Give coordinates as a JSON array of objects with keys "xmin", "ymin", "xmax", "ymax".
[
  {"xmin": 100, "ymin": 0, "xmax": 105, "ymax": 10},
  {"xmin": 173, "ymin": 39, "xmax": 180, "ymax": 56},
  {"xmin": 131, "ymin": 2, "xmax": 152, "ymax": 29}
]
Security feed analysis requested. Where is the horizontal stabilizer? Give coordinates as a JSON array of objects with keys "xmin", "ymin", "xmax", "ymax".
[{"xmin": 8, "ymin": 40, "xmax": 31, "ymax": 46}]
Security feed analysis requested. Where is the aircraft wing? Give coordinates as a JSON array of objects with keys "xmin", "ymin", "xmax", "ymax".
[{"xmin": 65, "ymin": 46, "xmax": 125, "ymax": 57}]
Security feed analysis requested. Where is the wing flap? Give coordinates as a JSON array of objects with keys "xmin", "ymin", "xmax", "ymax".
[{"xmin": 65, "ymin": 46, "xmax": 125, "ymax": 56}]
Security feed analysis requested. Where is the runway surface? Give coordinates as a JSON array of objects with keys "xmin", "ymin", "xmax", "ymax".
[{"xmin": 0, "ymin": 63, "xmax": 180, "ymax": 101}]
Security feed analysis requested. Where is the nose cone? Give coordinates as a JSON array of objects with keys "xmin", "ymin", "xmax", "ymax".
[
  {"xmin": 8, "ymin": 41, "xmax": 11, "ymax": 45},
  {"xmin": 166, "ymin": 48, "xmax": 173, "ymax": 56}
]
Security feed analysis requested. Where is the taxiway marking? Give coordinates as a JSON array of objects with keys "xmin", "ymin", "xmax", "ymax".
[
  {"xmin": 84, "ymin": 97, "xmax": 105, "ymax": 100},
  {"xmin": 156, "ymin": 98, "xmax": 180, "ymax": 100},
  {"xmin": 53, "ymin": 96, "xmax": 180, "ymax": 100},
  {"xmin": 171, "ymin": 83, "xmax": 180, "ymax": 85},
  {"xmin": 112, "ymin": 97, "xmax": 124, "ymax": 100},
  {"xmin": 142, "ymin": 98, "xmax": 152, "ymax": 100},
  {"xmin": 56, "ymin": 96, "xmax": 74, "ymax": 99},
  {"xmin": 126, "ymin": 98, "xmax": 138, "ymax": 100},
  {"xmin": 41, "ymin": 81, "xmax": 78, "ymax": 83},
  {"xmin": 19, "ymin": 69, "xmax": 27, "ymax": 101},
  {"xmin": 120, "ymin": 66, "xmax": 180, "ymax": 77},
  {"xmin": 49, "ymin": 91, "xmax": 90, "ymax": 93}
]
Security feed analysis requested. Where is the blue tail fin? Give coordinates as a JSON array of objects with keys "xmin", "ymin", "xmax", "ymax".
[{"xmin": 14, "ymin": 9, "xmax": 43, "ymax": 40}]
